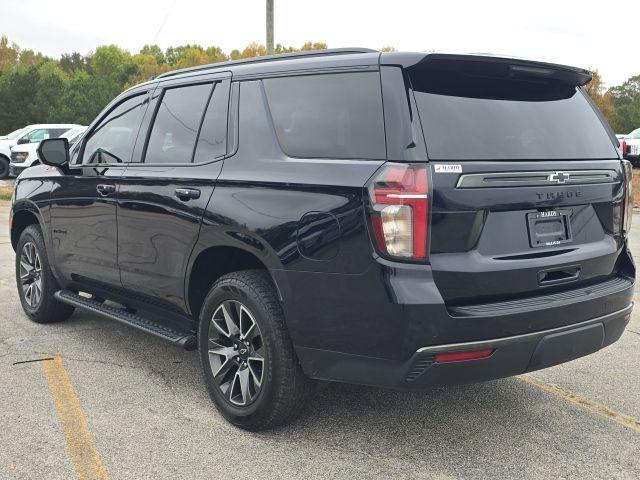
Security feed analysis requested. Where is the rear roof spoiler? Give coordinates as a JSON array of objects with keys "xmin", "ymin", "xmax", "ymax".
[{"xmin": 380, "ymin": 52, "xmax": 593, "ymax": 87}]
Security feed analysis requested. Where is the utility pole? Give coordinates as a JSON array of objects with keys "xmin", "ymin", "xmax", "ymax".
[{"xmin": 266, "ymin": 0, "xmax": 274, "ymax": 55}]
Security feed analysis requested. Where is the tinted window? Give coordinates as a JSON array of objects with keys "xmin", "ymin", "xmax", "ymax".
[
  {"xmin": 263, "ymin": 72, "xmax": 385, "ymax": 159},
  {"xmin": 83, "ymin": 94, "xmax": 149, "ymax": 164},
  {"xmin": 145, "ymin": 83, "xmax": 213, "ymax": 164},
  {"xmin": 193, "ymin": 82, "xmax": 229, "ymax": 163},
  {"xmin": 411, "ymin": 68, "xmax": 617, "ymax": 160}
]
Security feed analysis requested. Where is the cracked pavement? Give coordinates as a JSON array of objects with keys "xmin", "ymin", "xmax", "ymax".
[{"xmin": 0, "ymin": 200, "xmax": 638, "ymax": 479}]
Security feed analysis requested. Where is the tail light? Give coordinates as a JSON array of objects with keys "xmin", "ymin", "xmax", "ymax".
[
  {"xmin": 366, "ymin": 163, "xmax": 430, "ymax": 262},
  {"xmin": 622, "ymin": 160, "xmax": 633, "ymax": 235},
  {"xmin": 621, "ymin": 140, "xmax": 628, "ymax": 158}
]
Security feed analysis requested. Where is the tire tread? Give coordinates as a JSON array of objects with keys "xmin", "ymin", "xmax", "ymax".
[{"xmin": 199, "ymin": 269, "xmax": 314, "ymax": 430}]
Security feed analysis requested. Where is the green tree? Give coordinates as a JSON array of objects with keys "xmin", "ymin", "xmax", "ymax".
[
  {"xmin": 141, "ymin": 44, "xmax": 166, "ymax": 64},
  {"xmin": 127, "ymin": 52, "xmax": 170, "ymax": 88},
  {"xmin": 0, "ymin": 38, "xmax": 332, "ymax": 134},
  {"xmin": 0, "ymin": 65, "xmax": 40, "ymax": 131},
  {"xmin": 205, "ymin": 46, "xmax": 228, "ymax": 63},
  {"xmin": 174, "ymin": 46, "xmax": 210, "ymax": 69},
  {"xmin": 300, "ymin": 42, "xmax": 327, "ymax": 51},
  {"xmin": 92, "ymin": 45, "xmax": 137, "ymax": 87},
  {"xmin": 59, "ymin": 52, "xmax": 88, "ymax": 75},
  {"xmin": 584, "ymin": 70, "xmax": 615, "ymax": 126},
  {"xmin": 58, "ymin": 71, "xmax": 115, "ymax": 125},
  {"xmin": 608, "ymin": 75, "xmax": 640, "ymax": 133},
  {"xmin": 165, "ymin": 45, "xmax": 203, "ymax": 66},
  {"xmin": 0, "ymin": 35, "xmax": 19, "ymax": 70},
  {"xmin": 34, "ymin": 61, "xmax": 69, "ymax": 122}
]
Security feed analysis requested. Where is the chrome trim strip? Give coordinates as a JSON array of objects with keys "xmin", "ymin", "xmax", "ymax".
[
  {"xmin": 416, "ymin": 304, "xmax": 632, "ymax": 354},
  {"xmin": 456, "ymin": 169, "xmax": 619, "ymax": 188}
]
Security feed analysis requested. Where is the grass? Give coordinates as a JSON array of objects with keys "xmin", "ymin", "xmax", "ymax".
[{"xmin": 0, "ymin": 185, "xmax": 13, "ymax": 201}]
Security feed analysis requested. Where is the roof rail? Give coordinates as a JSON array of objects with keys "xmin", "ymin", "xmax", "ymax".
[{"xmin": 155, "ymin": 48, "xmax": 377, "ymax": 80}]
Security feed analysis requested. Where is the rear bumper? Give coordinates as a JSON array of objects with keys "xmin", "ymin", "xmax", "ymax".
[{"xmin": 297, "ymin": 303, "xmax": 632, "ymax": 390}]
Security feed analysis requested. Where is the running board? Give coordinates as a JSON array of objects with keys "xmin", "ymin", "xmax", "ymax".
[{"xmin": 54, "ymin": 290, "xmax": 197, "ymax": 350}]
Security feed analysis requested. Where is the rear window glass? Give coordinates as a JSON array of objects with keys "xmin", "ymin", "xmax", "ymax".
[
  {"xmin": 263, "ymin": 72, "xmax": 385, "ymax": 159},
  {"xmin": 411, "ymin": 68, "xmax": 617, "ymax": 160}
]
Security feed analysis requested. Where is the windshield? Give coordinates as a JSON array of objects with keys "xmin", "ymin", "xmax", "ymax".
[
  {"xmin": 410, "ymin": 67, "xmax": 617, "ymax": 160},
  {"xmin": 61, "ymin": 128, "xmax": 85, "ymax": 140},
  {"xmin": 5, "ymin": 127, "xmax": 26, "ymax": 140},
  {"xmin": 629, "ymin": 128, "xmax": 640, "ymax": 140}
]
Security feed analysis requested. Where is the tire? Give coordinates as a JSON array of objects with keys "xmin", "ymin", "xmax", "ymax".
[
  {"xmin": 198, "ymin": 270, "xmax": 315, "ymax": 430},
  {"xmin": 0, "ymin": 156, "xmax": 9, "ymax": 179},
  {"xmin": 15, "ymin": 224, "xmax": 75, "ymax": 323}
]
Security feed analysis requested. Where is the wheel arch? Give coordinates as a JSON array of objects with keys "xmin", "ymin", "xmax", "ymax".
[
  {"xmin": 185, "ymin": 245, "xmax": 284, "ymax": 320},
  {"xmin": 10, "ymin": 202, "xmax": 45, "ymax": 251}
]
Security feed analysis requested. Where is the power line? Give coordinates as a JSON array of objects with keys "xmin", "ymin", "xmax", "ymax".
[{"xmin": 153, "ymin": 0, "xmax": 177, "ymax": 44}]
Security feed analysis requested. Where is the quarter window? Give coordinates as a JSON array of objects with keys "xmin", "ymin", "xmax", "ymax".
[
  {"xmin": 145, "ymin": 83, "xmax": 213, "ymax": 164},
  {"xmin": 263, "ymin": 72, "xmax": 386, "ymax": 159},
  {"xmin": 83, "ymin": 94, "xmax": 149, "ymax": 164}
]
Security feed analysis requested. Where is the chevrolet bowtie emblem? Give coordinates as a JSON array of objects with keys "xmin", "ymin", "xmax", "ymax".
[{"xmin": 548, "ymin": 171, "xmax": 570, "ymax": 184}]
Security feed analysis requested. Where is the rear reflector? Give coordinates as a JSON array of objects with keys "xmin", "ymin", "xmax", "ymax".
[{"xmin": 435, "ymin": 349, "xmax": 494, "ymax": 363}]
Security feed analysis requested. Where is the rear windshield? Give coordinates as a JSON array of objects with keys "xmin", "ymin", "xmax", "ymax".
[{"xmin": 410, "ymin": 67, "xmax": 617, "ymax": 161}]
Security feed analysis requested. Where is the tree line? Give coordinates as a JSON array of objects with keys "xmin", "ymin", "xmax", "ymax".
[{"xmin": 0, "ymin": 35, "xmax": 638, "ymax": 134}]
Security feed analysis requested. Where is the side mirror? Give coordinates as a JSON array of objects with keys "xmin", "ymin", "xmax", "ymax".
[
  {"xmin": 37, "ymin": 138, "xmax": 70, "ymax": 167},
  {"xmin": 17, "ymin": 137, "xmax": 30, "ymax": 145}
]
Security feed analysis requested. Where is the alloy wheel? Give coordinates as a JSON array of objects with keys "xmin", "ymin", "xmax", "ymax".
[
  {"xmin": 207, "ymin": 300, "xmax": 265, "ymax": 406},
  {"xmin": 19, "ymin": 242, "xmax": 43, "ymax": 308}
]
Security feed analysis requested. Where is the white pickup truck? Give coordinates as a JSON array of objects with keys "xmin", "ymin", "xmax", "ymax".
[
  {"xmin": 0, "ymin": 124, "xmax": 82, "ymax": 178},
  {"xmin": 9, "ymin": 126, "xmax": 86, "ymax": 177},
  {"xmin": 619, "ymin": 128, "xmax": 640, "ymax": 166}
]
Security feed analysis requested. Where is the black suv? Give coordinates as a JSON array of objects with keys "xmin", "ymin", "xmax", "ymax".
[{"xmin": 10, "ymin": 49, "xmax": 635, "ymax": 430}]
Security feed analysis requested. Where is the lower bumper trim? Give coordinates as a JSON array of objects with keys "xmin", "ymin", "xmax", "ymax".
[
  {"xmin": 296, "ymin": 304, "xmax": 632, "ymax": 390},
  {"xmin": 416, "ymin": 303, "xmax": 632, "ymax": 355}
]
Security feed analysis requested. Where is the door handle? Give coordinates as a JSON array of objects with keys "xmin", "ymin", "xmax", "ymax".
[
  {"xmin": 175, "ymin": 188, "xmax": 201, "ymax": 201},
  {"xmin": 96, "ymin": 184, "xmax": 116, "ymax": 196}
]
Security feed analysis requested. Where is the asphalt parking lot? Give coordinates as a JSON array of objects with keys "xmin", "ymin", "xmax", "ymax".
[{"xmin": 0, "ymin": 200, "xmax": 638, "ymax": 480}]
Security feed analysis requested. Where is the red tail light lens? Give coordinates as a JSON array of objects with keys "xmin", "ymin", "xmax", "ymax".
[
  {"xmin": 367, "ymin": 163, "xmax": 430, "ymax": 262},
  {"xmin": 435, "ymin": 349, "xmax": 494, "ymax": 363},
  {"xmin": 622, "ymin": 160, "xmax": 633, "ymax": 235},
  {"xmin": 621, "ymin": 140, "xmax": 628, "ymax": 158}
]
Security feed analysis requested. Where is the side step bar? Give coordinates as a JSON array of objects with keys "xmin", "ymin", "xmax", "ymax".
[{"xmin": 54, "ymin": 290, "xmax": 197, "ymax": 350}]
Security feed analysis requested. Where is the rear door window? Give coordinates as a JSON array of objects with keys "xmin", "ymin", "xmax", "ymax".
[
  {"xmin": 193, "ymin": 81, "xmax": 229, "ymax": 163},
  {"xmin": 263, "ymin": 72, "xmax": 386, "ymax": 160},
  {"xmin": 144, "ymin": 83, "xmax": 213, "ymax": 164},
  {"xmin": 410, "ymin": 67, "xmax": 618, "ymax": 160}
]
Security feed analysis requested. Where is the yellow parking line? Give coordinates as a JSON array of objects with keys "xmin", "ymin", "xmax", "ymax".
[
  {"xmin": 519, "ymin": 375, "xmax": 640, "ymax": 433},
  {"xmin": 42, "ymin": 355, "xmax": 109, "ymax": 480}
]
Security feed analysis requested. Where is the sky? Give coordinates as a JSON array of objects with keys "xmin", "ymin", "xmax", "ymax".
[{"xmin": 1, "ymin": 0, "xmax": 637, "ymax": 88}]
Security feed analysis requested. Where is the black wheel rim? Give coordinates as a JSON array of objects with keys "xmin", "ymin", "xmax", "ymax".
[
  {"xmin": 0, "ymin": 161, "xmax": 8, "ymax": 177},
  {"xmin": 207, "ymin": 300, "xmax": 265, "ymax": 406},
  {"xmin": 19, "ymin": 242, "xmax": 43, "ymax": 308}
]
